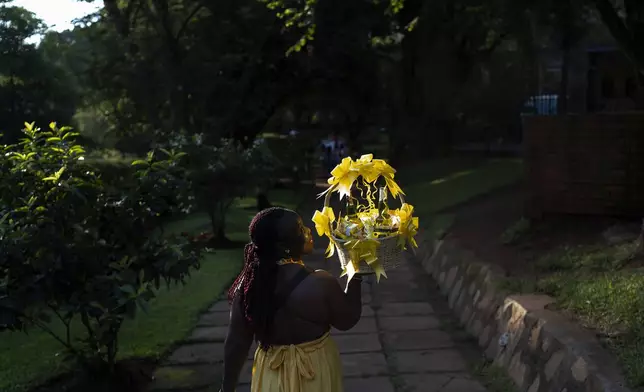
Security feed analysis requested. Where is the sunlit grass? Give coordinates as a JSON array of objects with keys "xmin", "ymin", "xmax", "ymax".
[
  {"xmin": 472, "ymin": 361, "xmax": 518, "ymax": 392},
  {"xmin": 525, "ymin": 243, "xmax": 644, "ymax": 387},
  {"xmin": 403, "ymin": 158, "xmax": 523, "ymax": 217},
  {"xmin": 394, "ymin": 157, "xmax": 524, "ymax": 242},
  {"xmin": 0, "ymin": 249, "xmax": 242, "ymax": 392}
]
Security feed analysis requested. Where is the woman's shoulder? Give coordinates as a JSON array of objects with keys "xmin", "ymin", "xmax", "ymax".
[
  {"xmin": 310, "ymin": 268, "xmax": 332, "ymax": 277},
  {"xmin": 308, "ymin": 269, "xmax": 340, "ymax": 285}
]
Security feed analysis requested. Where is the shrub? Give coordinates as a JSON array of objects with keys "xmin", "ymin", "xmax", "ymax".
[
  {"xmin": 169, "ymin": 133, "xmax": 277, "ymax": 243},
  {"xmin": 0, "ymin": 122, "xmax": 200, "ymax": 384},
  {"xmin": 83, "ymin": 149, "xmax": 139, "ymax": 191},
  {"xmin": 500, "ymin": 217, "xmax": 531, "ymax": 245}
]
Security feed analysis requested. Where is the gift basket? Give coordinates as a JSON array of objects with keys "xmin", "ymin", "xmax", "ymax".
[{"xmin": 312, "ymin": 154, "xmax": 419, "ymax": 283}]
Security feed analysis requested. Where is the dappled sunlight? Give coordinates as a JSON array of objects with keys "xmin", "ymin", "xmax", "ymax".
[
  {"xmin": 404, "ymin": 158, "xmax": 524, "ymax": 216},
  {"xmin": 165, "ymin": 213, "xmax": 211, "ymax": 235},
  {"xmin": 8, "ymin": 0, "xmax": 638, "ymax": 386},
  {"xmin": 429, "ymin": 169, "xmax": 475, "ymax": 185}
]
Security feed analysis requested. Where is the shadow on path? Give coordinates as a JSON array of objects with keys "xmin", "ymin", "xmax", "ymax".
[{"xmin": 146, "ymin": 244, "xmax": 490, "ymax": 392}]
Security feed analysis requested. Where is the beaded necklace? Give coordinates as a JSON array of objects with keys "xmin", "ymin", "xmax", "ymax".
[{"xmin": 276, "ymin": 258, "xmax": 305, "ymax": 266}]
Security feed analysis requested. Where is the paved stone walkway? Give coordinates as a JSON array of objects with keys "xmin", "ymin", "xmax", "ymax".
[{"xmin": 148, "ymin": 248, "xmax": 487, "ymax": 392}]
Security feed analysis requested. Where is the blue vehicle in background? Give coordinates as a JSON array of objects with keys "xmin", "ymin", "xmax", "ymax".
[{"xmin": 521, "ymin": 94, "xmax": 559, "ymax": 116}]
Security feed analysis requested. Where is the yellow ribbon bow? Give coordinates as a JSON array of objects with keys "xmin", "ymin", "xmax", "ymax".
[
  {"xmin": 324, "ymin": 157, "xmax": 359, "ymax": 200},
  {"xmin": 352, "ymin": 154, "xmax": 379, "ymax": 183},
  {"xmin": 341, "ymin": 238, "xmax": 387, "ymax": 283},
  {"xmin": 312, "ymin": 207, "xmax": 336, "ymax": 257},
  {"xmin": 320, "ymin": 154, "xmax": 405, "ymax": 199},
  {"xmin": 394, "ymin": 203, "xmax": 419, "ymax": 249},
  {"xmin": 373, "ymin": 160, "xmax": 404, "ymax": 198},
  {"xmin": 351, "ymin": 154, "xmax": 404, "ymax": 198}
]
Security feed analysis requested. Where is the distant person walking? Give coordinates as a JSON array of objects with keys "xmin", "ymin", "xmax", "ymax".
[{"xmin": 324, "ymin": 146, "xmax": 333, "ymax": 174}]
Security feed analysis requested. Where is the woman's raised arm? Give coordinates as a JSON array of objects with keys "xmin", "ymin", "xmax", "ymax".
[{"xmin": 317, "ymin": 270, "xmax": 363, "ymax": 331}]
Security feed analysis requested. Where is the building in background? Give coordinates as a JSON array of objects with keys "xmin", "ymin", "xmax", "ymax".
[{"xmin": 537, "ymin": 19, "xmax": 644, "ymax": 115}]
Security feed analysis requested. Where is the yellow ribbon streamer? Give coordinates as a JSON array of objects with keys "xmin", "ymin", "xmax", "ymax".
[
  {"xmin": 312, "ymin": 207, "xmax": 337, "ymax": 257},
  {"xmin": 340, "ymin": 238, "xmax": 387, "ymax": 283}
]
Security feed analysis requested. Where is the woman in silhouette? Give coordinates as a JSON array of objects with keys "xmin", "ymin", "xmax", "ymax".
[{"xmin": 219, "ymin": 207, "xmax": 367, "ymax": 392}]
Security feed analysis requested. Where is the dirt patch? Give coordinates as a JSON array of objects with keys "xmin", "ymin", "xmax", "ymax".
[{"xmin": 446, "ymin": 184, "xmax": 640, "ymax": 277}]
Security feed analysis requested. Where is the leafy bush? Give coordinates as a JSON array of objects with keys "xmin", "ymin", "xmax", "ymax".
[
  {"xmin": 500, "ymin": 217, "xmax": 531, "ymax": 245},
  {"xmin": 83, "ymin": 149, "xmax": 140, "ymax": 191},
  {"xmin": 0, "ymin": 123, "xmax": 200, "ymax": 382},
  {"xmin": 261, "ymin": 132, "xmax": 317, "ymax": 185},
  {"xmin": 168, "ymin": 133, "xmax": 277, "ymax": 243}
]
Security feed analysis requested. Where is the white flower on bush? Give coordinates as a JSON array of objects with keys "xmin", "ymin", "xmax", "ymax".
[
  {"xmin": 193, "ymin": 133, "xmax": 204, "ymax": 146},
  {"xmin": 168, "ymin": 132, "xmax": 189, "ymax": 148}
]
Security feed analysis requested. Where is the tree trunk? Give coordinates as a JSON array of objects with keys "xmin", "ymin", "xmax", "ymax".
[
  {"xmin": 558, "ymin": 2, "xmax": 572, "ymax": 115},
  {"xmin": 207, "ymin": 205, "xmax": 228, "ymax": 244},
  {"xmin": 256, "ymin": 191, "xmax": 271, "ymax": 211},
  {"xmin": 593, "ymin": 0, "xmax": 644, "ymax": 75}
]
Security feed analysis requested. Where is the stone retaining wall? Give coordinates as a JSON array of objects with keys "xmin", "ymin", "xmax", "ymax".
[{"xmin": 413, "ymin": 233, "xmax": 632, "ymax": 392}]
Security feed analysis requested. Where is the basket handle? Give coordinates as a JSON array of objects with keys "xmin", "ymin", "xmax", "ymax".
[
  {"xmin": 323, "ymin": 184, "xmax": 337, "ymax": 208},
  {"xmin": 322, "ymin": 181, "xmax": 406, "ymax": 208}
]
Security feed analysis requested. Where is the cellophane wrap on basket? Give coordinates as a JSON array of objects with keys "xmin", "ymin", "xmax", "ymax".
[{"xmin": 312, "ymin": 154, "xmax": 419, "ymax": 283}]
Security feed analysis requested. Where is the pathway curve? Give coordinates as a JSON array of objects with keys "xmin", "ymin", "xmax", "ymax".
[{"xmin": 147, "ymin": 247, "xmax": 488, "ymax": 392}]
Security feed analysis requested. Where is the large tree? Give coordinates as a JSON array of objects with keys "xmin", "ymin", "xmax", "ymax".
[
  {"xmin": 70, "ymin": 0, "xmax": 308, "ymax": 152},
  {"xmin": 0, "ymin": 2, "xmax": 76, "ymax": 141},
  {"xmin": 592, "ymin": 0, "xmax": 644, "ymax": 75}
]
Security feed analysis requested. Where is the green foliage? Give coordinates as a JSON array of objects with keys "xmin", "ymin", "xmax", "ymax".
[
  {"xmin": 500, "ymin": 217, "xmax": 531, "ymax": 245},
  {"xmin": 171, "ymin": 133, "xmax": 277, "ymax": 239},
  {"xmin": 0, "ymin": 5, "xmax": 77, "ymax": 141},
  {"xmin": 536, "ymin": 243, "xmax": 638, "ymax": 273},
  {"xmin": 472, "ymin": 361, "xmax": 518, "ymax": 392},
  {"xmin": 504, "ymin": 241, "xmax": 644, "ymax": 386},
  {"xmin": 498, "ymin": 238, "xmax": 644, "ymax": 387},
  {"xmin": 592, "ymin": 0, "xmax": 644, "ymax": 73},
  {"xmin": 402, "ymin": 158, "xmax": 524, "ymax": 217},
  {"xmin": 262, "ymin": 132, "xmax": 320, "ymax": 184},
  {"xmin": 81, "ymin": 149, "xmax": 139, "ymax": 191},
  {"xmin": 63, "ymin": 0, "xmax": 306, "ymax": 149},
  {"xmin": 0, "ymin": 122, "xmax": 200, "ymax": 378},
  {"xmin": 262, "ymin": 0, "xmax": 407, "ymax": 52}
]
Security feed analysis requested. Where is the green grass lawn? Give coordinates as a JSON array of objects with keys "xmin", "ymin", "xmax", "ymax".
[
  {"xmin": 396, "ymin": 157, "xmax": 524, "ymax": 243},
  {"xmin": 502, "ymin": 243, "xmax": 644, "ymax": 387},
  {"xmin": 0, "ymin": 189, "xmax": 301, "ymax": 392}
]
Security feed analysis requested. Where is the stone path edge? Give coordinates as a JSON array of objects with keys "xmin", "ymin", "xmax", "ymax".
[{"xmin": 413, "ymin": 230, "xmax": 632, "ymax": 392}]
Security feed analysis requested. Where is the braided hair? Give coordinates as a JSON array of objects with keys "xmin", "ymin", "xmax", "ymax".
[{"xmin": 228, "ymin": 207, "xmax": 306, "ymax": 350}]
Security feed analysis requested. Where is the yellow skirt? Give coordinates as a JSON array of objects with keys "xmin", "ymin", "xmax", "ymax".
[{"xmin": 251, "ymin": 332, "xmax": 343, "ymax": 392}]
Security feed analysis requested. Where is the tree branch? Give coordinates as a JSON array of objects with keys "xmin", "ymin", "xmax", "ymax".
[
  {"xmin": 480, "ymin": 33, "xmax": 508, "ymax": 57},
  {"xmin": 47, "ymin": 304, "xmax": 73, "ymax": 347},
  {"xmin": 175, "ymin": 4, "xmax": 206, "ymax": 41},
  {"xmin": 34, "ymin": 316, "xmax": 79, "ymax": 357},
  {"xmin": 623, "ymin": 0, "xmax": 644, "ymax": 46},
  {"xmin": 592, "ymin": 0, "xmax": 644, "ymax": 73},
  {"xmin": 102, "ymin": 0, "xmax": 131, "ymax": 37}
]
